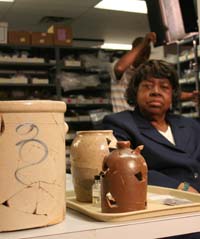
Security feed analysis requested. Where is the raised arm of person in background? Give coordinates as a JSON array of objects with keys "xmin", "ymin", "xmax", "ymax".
[{"xmin": 114, "ymin": 32, "xmax": 156, "ymax": 80}]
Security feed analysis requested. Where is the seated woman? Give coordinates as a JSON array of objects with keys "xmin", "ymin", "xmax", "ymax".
[{"xmin": 103, "ymin": 59, "xmax": 200, "ymax": 194}]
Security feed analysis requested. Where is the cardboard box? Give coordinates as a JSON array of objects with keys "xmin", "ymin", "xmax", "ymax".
[
  {"xmin": 0, "ymin": 22, "xmax": 8, "ymax": 44},
  {"xmin": 8, "ymin": 31, "xmax": 30, "ymax": 45},
  {"xmin": 31, "ymin": 32, "xmax": 53, "ymax": 46},
  {"xmin": 48, "ymin": 25, "xmax": 72, "ymax": 46}
]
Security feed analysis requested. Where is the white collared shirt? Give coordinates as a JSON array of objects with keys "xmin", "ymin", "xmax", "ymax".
[{"xmin": 158, "ymin": 125, "xmax": 175, "ymax": 145}]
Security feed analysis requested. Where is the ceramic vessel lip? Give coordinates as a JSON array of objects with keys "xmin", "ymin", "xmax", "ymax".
[
  {"xmin": 117, "ymin": 141, "xmax": 131, "ymax": 149},
  {"xmin": 0, "ymin": 100, "xmax": 66, "ymax": 113}
]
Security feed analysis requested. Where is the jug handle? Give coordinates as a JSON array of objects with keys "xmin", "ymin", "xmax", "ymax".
[
  {"xmin": 0, "ymin": 114, "xmax": 5, "ymax": 135},
  {"xmin": 64, "ymin": 122, "xmax": 69, "ymax": 134}
]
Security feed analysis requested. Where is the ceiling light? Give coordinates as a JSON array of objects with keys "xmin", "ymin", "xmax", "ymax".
[
  {"xmin": 101, "ymin": 43, "xmax": 132, "ymax": 50},
  {"xmin": 95, "ymin": 0, "xmax": 147, "ymax": 14},
  {"xmin": 0, "ymin": 0, "xmax": 14, "ymax": 2}
]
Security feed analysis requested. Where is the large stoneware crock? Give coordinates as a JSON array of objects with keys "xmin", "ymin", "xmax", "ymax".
[{"xmin": 0, "ymin": 100, "xmax": 68, "ymax": 231}]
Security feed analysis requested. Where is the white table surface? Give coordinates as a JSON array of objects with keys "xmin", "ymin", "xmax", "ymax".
[{"xmin": 0, "ymin": 174, "xmax": 200, "ymax": 239}]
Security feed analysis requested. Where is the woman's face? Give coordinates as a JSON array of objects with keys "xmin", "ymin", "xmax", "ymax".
[{"xmin": 136, "ymin": 77, "xmax": 173, "ymax": 117}]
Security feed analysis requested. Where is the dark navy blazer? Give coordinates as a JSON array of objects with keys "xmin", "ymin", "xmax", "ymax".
[{"xmin": 103, "ymin": 108, "xmax": 200, "ymax": 192}]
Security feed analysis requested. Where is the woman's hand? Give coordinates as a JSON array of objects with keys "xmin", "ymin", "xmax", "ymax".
[
  {"xmin": 145, "ymin": 32, "xmax": 157, "ymax": 45},
  {"xmin": 180, "ymin": 90, "xmax": 200, "ymax": 103},
  {"xmin": 178, "ymin": 182, "xmax": 199, "ymax": 193}
]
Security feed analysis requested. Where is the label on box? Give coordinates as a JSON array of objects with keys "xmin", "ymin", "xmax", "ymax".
[{"xmin": 57, "ymin": 29, "xmax": 66, "ymax": 41}]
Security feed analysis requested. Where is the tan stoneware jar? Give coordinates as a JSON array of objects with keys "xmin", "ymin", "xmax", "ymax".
[
  {"xmin": 101, "ymin": 141, "xmax": 148, "ymax": 213},
  {"xmin": 0, "ymin": 100, "xmax": 68, "ymax": 231},
  {"xmin": 70, "ymin": 130, "xmax": 117, "ymax": 202}
]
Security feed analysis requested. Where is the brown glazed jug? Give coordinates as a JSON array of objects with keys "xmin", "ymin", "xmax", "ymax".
[{"xmin": 101, "ymin": 141, "xmax": 148, "ymax": 213}]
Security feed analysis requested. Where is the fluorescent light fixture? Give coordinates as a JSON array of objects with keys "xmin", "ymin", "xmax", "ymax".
[
  {"xmin": 101, "ymin": 43, "xmax": 132, "ymax": 50},
  {"xmin": 95, "ymin": 0, "xmax": 147, "ymax": 14},
  {"xmin": 0, "ymin": 0, "xmax": 14, "ymax": 2}
]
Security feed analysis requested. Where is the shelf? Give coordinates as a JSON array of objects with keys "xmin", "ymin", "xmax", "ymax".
[
  {"xmin": 0, "ymin": 83, "xmax": 56, "ymax": 88},
  {"xmin": 62, "ymin": 86, "xmax": 110, "ymax": 94},
  {"xmin": 65, "ymin": 119, "xmax": 91, "ymax": 124},
  {"xmin": 60, "ymin": 65, "xmax": 106, "ymax": 74},
  {"xmin": 0, "ymin": 44, "xmax": 116, "ymax": 148},
  {"xmin": 179, "ymin": 77, "xmax": 196, "ymax": 84},
  {"xmin": 67, "ymin": 122, "xmax": 93, "ymax": 131},
  {"xmin": 181, "ymin": 101, "xmax": 196, "ymax": 108},
  {"xmin": 57, "ymin": 45, "xmax": 104, "ymax": 52},
  {"xmin": 0, "ymin": 61, "xmax": 55, "ymax": 69},
  {"xmin": 0, "ymin": 43, "xmax": 55, "ymax": 49},
  {"xmin": 60, "ymin": 66, "xmax": 85, "ymax": 72},
  {"xmin": 65, "ymin": 103, "xmax": 112, "ymax": 110},
  {"xmin": 178, "ymin": 53, "xmax": 196, "ymax": 63},
  {"xmin": 182, "ymin": 112, "xmax": 199, "ymax": 118},
  {"xmin": 176, "ymin": 37, "xmax": 200, "ymax": 117}
]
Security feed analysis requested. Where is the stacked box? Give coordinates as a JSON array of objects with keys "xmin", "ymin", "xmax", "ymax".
[
  {"xmin": 31, "ymin": 32, "xmax": 53, "ymax": 46},
  {"xmin": 8, "ymin": 31, "xmax": 30, "ymax": 45},
  {"xmin": 48, "ymin": 25, "xmax": 72, "ymax": 46}
]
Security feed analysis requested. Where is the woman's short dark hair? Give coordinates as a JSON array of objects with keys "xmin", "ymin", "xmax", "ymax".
[{"xmin": 126, "ymin": 59, "xmax": 180, "ymax": 107}]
